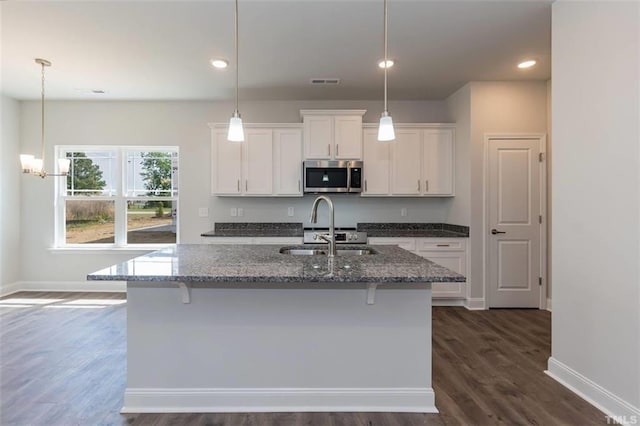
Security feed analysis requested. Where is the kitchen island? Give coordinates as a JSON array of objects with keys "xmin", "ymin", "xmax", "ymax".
[{"xmin": 88, "ymin": 244, "xmax": 464, "ymax": 414}]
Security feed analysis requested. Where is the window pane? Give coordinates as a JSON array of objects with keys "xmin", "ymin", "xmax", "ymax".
[
  {"xmin": 65, "ymin": 151, "xmax": 116, "ymax": 196},
  {"xmin": 65, "ymin": 200, "xmax": 115, "ymax": 244},
  {"xmin": 126, "ymin": 151, "xmax": 178, "ymax": 197},
  {"xmin": 127, "ymin": 201, "xmax": 176, "ymax": 244}
]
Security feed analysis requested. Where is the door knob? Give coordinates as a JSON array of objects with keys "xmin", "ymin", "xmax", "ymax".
[{"xmin": 491, "ymin": 229, "xmax": 506, "ymax": 235}]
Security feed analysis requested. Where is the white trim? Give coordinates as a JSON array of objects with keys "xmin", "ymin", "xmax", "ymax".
[
  {"xmin": 0, "ymin": 281, "xmax": 22, "ymax": 297},
  {"xmin": 546, "ymin": 357, "xmax": 640, "ymax": 423},
  {"xmin": 483, "ymin": 133, "xmax": 548, "ymax": 309},
  {"xmin": 464, "ymin": 297, "xmax": 486, "ymax": 310},
  {"xmin": 121, "ymin": 387, "xmax": 437, "ymax": 414},
  {"xmin": 208, "ymin": 123, "xmax": 304, "ymax": 129},
  {"xmin": 546, "ymin": 297, "xmax": 552, "ymax": 312},
  {"xmin": 16, "ymin": 281, "xmax": 126, "ymax": 293},
  {"xmin": 300, "ymin": 109, "xmax": 367, "ymax": 119},
  {"xmin": 362, "ymin": 123, "xmax": 456, "ymax": 129},
  {"xmin": 432, "ymin": 299, "xmax": 466, "ymax": 307}
]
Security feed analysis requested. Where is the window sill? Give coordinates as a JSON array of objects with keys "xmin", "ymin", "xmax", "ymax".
[{"xmin": 49, "ymin": 244, "xmax": 175, "ymax": 254}]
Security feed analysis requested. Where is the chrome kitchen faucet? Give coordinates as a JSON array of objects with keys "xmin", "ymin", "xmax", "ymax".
[{"xmin": 309, "ymin": 195, "xmax": 337, "ymax": 257}]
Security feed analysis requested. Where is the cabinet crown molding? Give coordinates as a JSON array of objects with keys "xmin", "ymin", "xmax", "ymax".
[
  {"xmin": 300, "ymin": 109, "xmax": 367, "ymax": 119},
  {"xmin": 208, "ymin": 123, "xmax": 303, "ymax": 129}
]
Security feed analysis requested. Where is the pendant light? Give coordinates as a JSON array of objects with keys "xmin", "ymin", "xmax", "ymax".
[
  {"xmin": 227, "ymin": 0, "xmax": 244, "ymax": 142},
  {"xmin": 20, "ymin": 59, "xmax": 70, "ymax": 178},
  {"xmin": 377, "ymin": 0, "xmax": 396, "ymax": 142}
]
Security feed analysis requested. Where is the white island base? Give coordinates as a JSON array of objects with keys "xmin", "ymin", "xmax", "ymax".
[{"xmin": 122, "ymin": 281, "xmax": 436, "ymax": 414}]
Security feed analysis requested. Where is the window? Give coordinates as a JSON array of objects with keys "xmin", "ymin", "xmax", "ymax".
[{"xmin": 55, "ymin": 146, "xmax": 179, "ymax": 247}]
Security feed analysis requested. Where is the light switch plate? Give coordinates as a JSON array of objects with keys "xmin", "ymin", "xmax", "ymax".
[
  {"xmin": 401, "ymin": 208, "xmax": 407, "ymax": 217},
  {"xmin": 198, "ymin": 207, "xmax": 209, "ymax": 218},
  {"xmin": 237, "ymin": 208, "xmax": 244, "ymax": 217},
  {"xmin": 230, "ymin": 208, "xmax": 237, "ymax": 217},
  {"xmin": 287, "ymin": 207, "xmax": 294, "ymax": 217}
]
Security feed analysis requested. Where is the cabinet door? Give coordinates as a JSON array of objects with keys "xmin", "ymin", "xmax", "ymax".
[
  {"xmin": 334, "ymin": 115, "xmax": 362, "ymax": 159},
  {"xmin": 418, "ymin": 250, "xmax": 466, "ymax": 298},
  {"xmin": 422, "ymin": 129, "xmax": 454, "ymax": 195},
  {"xmin": 243, "ymin": 128, "xmax": 273, "ymax": 195},
  {"xmin": 362, "ymin": 128, "xmax": 390, "ymax": 195},
  {"xmin": 368, "ymin": 237, "xmax": 416, "ymax": 252},
  {"xmin": 274, "ymin": 128, "xmax": 303, "ymax": 196},
  {"xmin": 212, "ymin": 129, "xmax": 242, "ymax": 195},
  {"xmin": 391, "ymin": 129, "xmax": 422, "ymax": 195},
  {"xmin": 304, "ymin": 115, "xmax": 333, "ymax": 159}
]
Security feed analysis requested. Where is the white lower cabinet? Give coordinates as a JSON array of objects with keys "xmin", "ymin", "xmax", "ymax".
[{"xmin": 369, "ymin": 237, "xmax": 467, "ymax": 299}]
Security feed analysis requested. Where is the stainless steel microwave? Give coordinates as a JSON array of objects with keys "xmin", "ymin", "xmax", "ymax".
[{"xmin": 303, "ymin": 160, "xmax": 363, "ymax": 193}]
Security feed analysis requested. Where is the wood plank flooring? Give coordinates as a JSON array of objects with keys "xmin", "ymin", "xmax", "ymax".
[{"xmin": 0, "ymin": 292, "xmax": 609, "ymax": 425}]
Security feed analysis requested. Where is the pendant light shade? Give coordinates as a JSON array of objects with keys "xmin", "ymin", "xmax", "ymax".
[
  {"xmin": 377, "ymin": 0, "xmax": 396, "ymax": 142},
  {"xmin": 228, "ymin": 111, "xmax": 245, "ymax": 142},
  {"xmin": 19, "ymin": 58, "xmax": 69, "ymax": 178},
  {"xmin": 378, "ymin": 112, "xmax": 395, "ymax": 141},
  {"xmin": 227, "ymin": 0, "xmax": 245, "ymax": 142}
]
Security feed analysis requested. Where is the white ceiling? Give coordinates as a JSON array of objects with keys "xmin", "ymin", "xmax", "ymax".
[{"xmin": 1, "ymin": 0, "xmax": 551, "ymax": 101}]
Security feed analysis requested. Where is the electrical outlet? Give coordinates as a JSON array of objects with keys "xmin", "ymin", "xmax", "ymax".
[
  {"xmin": 401, "ymin": 208, "xmax": 407, "ymax": 217},
  {"xmin": 237, "ymin": 208, "xmax": 244, "ymax": 217},
  {"xmin": 230, "ymin": 208, "xmax": 237, "ymax": 217},
  {"xmin": 287, "ymin": 207, "xmax": 294, "ymax": 217},
  {"xmin": 198, "ymin": 207, "xmax": 209, "ymax": 218}
]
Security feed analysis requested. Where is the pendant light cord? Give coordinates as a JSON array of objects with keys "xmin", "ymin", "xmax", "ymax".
[
  {"xmin": 40, "ymin": 60, "xmax": 46, "ymax": 163},
  {"xmin": 383, "ymin": 0, "xmax": 388, "ymax": 114},
  {"xmin": 234, "ymin": 0, "xmax": 239, "ymax": 114}
]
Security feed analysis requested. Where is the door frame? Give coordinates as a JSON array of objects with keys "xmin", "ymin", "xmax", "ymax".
[{"xmin": 483, "ymin": 133, "xmax": 548, "ymax": 309}]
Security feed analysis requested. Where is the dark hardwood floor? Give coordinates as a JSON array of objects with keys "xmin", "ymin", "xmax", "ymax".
[{"xmin": 0, "ymin": 292, "xmax": 608, "ymax": 426}]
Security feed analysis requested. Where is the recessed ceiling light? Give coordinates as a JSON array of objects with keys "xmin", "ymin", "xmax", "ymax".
[
  {"xmin": 378, "ymin": 59, "xmax": 395, "ymax": 69},
  {"xmin": 518, "ymin": 60, "xmax": 537, "ymax": 69},
  {"xmin": 210, "ymin": 59, "xmax": 229, "ymax": 69}
]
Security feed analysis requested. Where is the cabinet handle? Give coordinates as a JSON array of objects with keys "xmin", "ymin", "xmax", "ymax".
[
  {"xmin": 426, "ymin": 180, "xmax": 429, "ymax": 192},
  {"xmin": 436, "ymin": 244, "xmax": 450, "ymax": 247},
  {"xmin": 328, "ymin": 144, "xmax": 331, "ymax": 157},
  {"xmin": 365, "ymin": 180, "xmax": 368, "ymax": 192},
  {"xmin": 336, "ymin": 144, "xmax": 339, "ymax": 156},
  {"xmin": 237, "ymin": 179, "xmax": 240, "ymax": 192},
  {"xmin": 245, "ymin": 180, "xmax": 248, "ymax": 191},
  {"xmin": 418, "ymin": 180, "xmax": 421, "ymax": 191}
]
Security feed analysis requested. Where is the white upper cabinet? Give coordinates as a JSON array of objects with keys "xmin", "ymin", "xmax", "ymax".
[
  {"xmin": 360, "ymin": 124, "xmax": 455, "ymax": 198},
  {"xmin": 422, "ymin": 129, "xmax": 454, "ymax": 196},
  {"xmin": 391, "ymin": 129, "xmax": 422, "ymax": 195},
  {"xmin": 301, "ymin": 110, "xmax": 365, "ymax": 160},
  {"xmin": 212, "ymin": 129, "xmax": 243, "ymax": 195},
  {"xmin": 243, "ymin": 129, "xmax": 273, "ymax": 195},
  {"xmin": 362, "ymin": 128, "xmax": 390, "ymax": 195},
  {"xmin": 211, "ymin": 125, "xmax": 303, "ymax": 197},
  {"xmin": 274, "ymin": 128, "xmax": 303, "ymax": 196}
]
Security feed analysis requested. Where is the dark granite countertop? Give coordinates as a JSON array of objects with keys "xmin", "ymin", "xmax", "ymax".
[
  {"xmin": 201, "ymin": 222, "xmax": 303, "ymax": 237},
  {"xmin": 87, "ymin": 244, "xmax": 465, "ymax": 284},
  {"xmin": 358, "ymin": 223, "xmax": 469, "ymax": 238},
  {"xmin": 201, "ymin": 222, "xmax": 468, "ymax": 238}
]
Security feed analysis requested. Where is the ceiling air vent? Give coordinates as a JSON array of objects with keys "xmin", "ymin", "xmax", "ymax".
[{"xmin": 310, "ymin": 78, "xmax": 341, "ymax": 85}]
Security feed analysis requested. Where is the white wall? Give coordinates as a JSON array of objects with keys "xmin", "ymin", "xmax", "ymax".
[
  {"xmin": 549, "ymin": 0, "xmax": 640, "ymax": 418},
  {"xmin": 444, "ymin": 83, "xmax": 471, "ymax": 227},
  {"xmin": 18, "ymin": 99, "xmax": 451, "ymax": 282},
  {"xmin": 0, "ymin": 95, "xmax": 22, "ymax": 295},
  {"xmin": 468, "ymin": 81, "xmax": 548, "ymax": 301}
]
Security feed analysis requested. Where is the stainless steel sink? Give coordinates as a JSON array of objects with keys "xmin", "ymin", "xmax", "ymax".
[{"xmin": 279, "ymin": 247, "xmax": 376, "ymax": 256}]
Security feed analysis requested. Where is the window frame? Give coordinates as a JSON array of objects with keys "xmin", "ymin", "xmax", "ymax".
[{"xmin": 54, "ymin": 145, "xmax": 179, "ymax": 249}]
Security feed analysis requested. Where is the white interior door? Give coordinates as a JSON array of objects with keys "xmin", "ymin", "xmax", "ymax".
[{"xmin": 488, "ymin": 138, "xmax": 542, "ymax": 308}]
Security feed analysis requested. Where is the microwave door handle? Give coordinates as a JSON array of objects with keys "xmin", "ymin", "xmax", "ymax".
[{"xmin": 346, "ymin": 167, "xmax": 351, "ymax": 192}]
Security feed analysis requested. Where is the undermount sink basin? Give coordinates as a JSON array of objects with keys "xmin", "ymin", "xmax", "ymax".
[{"xmin": 279, "ymin": 247, "xmax": 377, "ymax": 256}]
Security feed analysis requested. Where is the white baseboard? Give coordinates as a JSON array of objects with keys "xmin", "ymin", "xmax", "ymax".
[
  {"xmin": 121, "ymin": 387, "xmax": 437, "ymax": 414},
  {"xmin": 432, "ymin": 298, "xmax": 466, "ymax": 307},
  {"xmin": 546, "ymin": 297, "xmax": 552, "ymax": 311},
  {"xmin": 464, "ymin": 297, "xmax": 486, "ymax": 310},
  {"xmin": 0, "ymin": 281, "xmax": 22, "ymax": 297},
  {"xmin": 546, "ymin": 357, "xmax": 640, "ymax": 423},
  {"xmin": 10, "ymin": 280, "xmax": 126, "ymax": 293}
]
